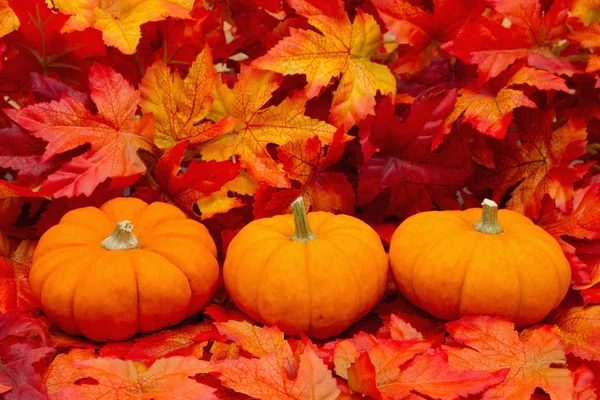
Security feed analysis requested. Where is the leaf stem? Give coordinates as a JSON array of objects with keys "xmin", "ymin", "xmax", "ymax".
[{"xmin": 290, "ymin": 197, "xmax": 316, "ymax": 243}]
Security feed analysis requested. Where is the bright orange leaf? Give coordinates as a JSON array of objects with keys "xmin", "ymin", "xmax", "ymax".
[
  {"xmin": 552, "ymin": 306, "xmax": 600, "ymax": 362},
  {"xmin": 472, "ymin": 109, "xmax": 589, "ymax": 217},
  {"xmin": 444, "ymin": 85, "xmax": 536, "ymax": 139},
  {"xmin": 50, "ymin": 356, "xmax": 217, "ymax": 399},
  {"xmin": 217, "ymin": 346, "xmax": 340, "ymax": 400},
  {"xmin": 252, "ymin": 0, "xmax": 395, "ymax": 128},
  {"xmin": 348, "ymin": 348, "xmax": 507, "ymax": 400},
  {"xmin": 6, "ymin": 63, "xmax": 156, "ymax": 198},
  {"xmin": 206, "ymin": 66, "xmax": 337, "ymax": 187},
  {"xmin": 444, "ymin": 316, "xmax": 573, "ymax": 400},
  {"xmin": 139, "ymin": 46, "xmax": 237, "ymax": 149},
  {"xmin": 44, "ymin": 348, "xmax": 96, "ymax": 398},
  {"xmin": 52, "ymin": 0, "xmax": 192, "ymax": 54}
]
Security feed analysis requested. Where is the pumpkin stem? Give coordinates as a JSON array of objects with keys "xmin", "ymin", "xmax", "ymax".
[
  {"xmin": 101, "ymin": 221, "xmax": 139, "ymax": 250},
  {"xmin": 473, "ymin": 199, "xmax": 504, "ymax": 235},
  {"xmin": 291, "ymin": 197, "xmax": 316, "ymax": 243}
]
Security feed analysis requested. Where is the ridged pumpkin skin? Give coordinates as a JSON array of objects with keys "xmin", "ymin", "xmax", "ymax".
[
  {"xmin": 223, "ymin": 204, "xmax": 388, "ymax": 340},
  {"xmin": 389, "ymin": 202, "xmax": 571, "ymax": 328},
  {"xmin": 30, "ymin": 197, "xmax": 219, "ymax": 342}
]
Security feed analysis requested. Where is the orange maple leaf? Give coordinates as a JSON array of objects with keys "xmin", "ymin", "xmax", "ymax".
[
  {"xmin": 139, "ymin": 46, "xmax": 238, "ymax": 149},
  {"xmin": 444, "ymin": 81, "xmax": 536, "ymax": 139},
  {"xmin": 214, "ymin": 321, "xmax": 339, "ymax": 399},
  {"xmin": 217, "ymin": 346, "xmax": 340, "ymax": 400},
  {"xmin": 6, "ymin": 63, "xmax": 156, "ymax": 198},
  {"xmin": 51, "ymin": 356, "xmax": 217, "ymax": 399},
  {"xmin": 551, "ymin": 306, "xmax": 600, "ymax": 362},
  {"xmin": 0, "ymin": 0, "xmax": 19, "ymax": 38},
  {"xmin": 44, "ymin": 348, "xmax": 96, "ymax": 398},
  {"xmin": 251, "ymin": 0, "xmax": 395, "ymax": 128},
  {"xmin": 444, "ymin": 316, "xmax": 573, "ymax": 400},
  {"xmin": 52, "ymin": 0, "xmax": 191, "ymax": 54},
  {"xmin": 348, "ymin": 348, "xmax": 507, "ymax": 400},
  {"xmin": 205, "ymin": 66, "xmax": 337, "ymax": 187},
  {"xmin": 472, "ymin": 109, "xmax": 589, "ymax": 217}
]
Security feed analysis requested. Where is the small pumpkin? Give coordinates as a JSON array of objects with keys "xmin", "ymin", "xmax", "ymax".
[
  {"xmin": 223, "ymin": 197, "xmax": 389, "ymax": 340},
  {"xmin": 30, "ymin": 197, "xmax": 219, "ymax": 342},
  {"xmin": 389, "ymin": 199, "xmax": 571, "ymax": 327}
]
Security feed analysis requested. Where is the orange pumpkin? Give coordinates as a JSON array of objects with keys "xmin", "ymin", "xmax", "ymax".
[
  {"xmin": 30, "ymin": 197, "xmax": 219, "ymax": 342},
  {"xmin": 389, "ymin": 199, "xmax": 571, "ymax": 327},
  {"xmin": 223, "ymin": 197, "xmax": 389, "ymax": 339}
]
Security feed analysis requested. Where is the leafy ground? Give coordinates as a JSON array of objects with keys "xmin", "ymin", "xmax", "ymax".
[{"xmin": 0, "ymin": 0, "xmax": 600, "ymax": 399}]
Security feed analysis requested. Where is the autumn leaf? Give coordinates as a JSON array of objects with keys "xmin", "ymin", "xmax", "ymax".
[
  {"xmin": 254, "ymin": 129, "xmax": 355, "ymax": 217},
  {"xmin": 52, "ymin": 356, "xmax": 217, "ymax": 400},
  {"xmin": 0, "ymin": 0, "xmax": 18, "ymax": 38},
  {"xmin": 0, "ymin": 312, "xmax": 55, "ymax": 400},
  {"xmin": 215, "ymin": 320, "xmax": 292, "ymax": 359},
  {"xmin": 0, "ymin": 240, "xmax": 39, "ymax": 314},
  {"xmin": 357, "ymin": 94, "xmax": 472, "ymax": 219},
  {"xmin": 551, "ymin": 306, "xmax": 600, "ymax": 362},
  {"xmin": 371, "ymin": 0, "xmax": 486, "ymax": 74},
  {"xmin": 444, "ymin": 316, "xmax": 573, "ymax": 400},
  {"xmin": 0, "ymin": 124, "xmax": 62, "ymax": 184},
  {"xmin": 251, "ymin": 0, "xmax": 395, "ymax": 128},
  {"xmin": 139, "ymin": 46, "xmax": 238, "ymax": 149},
  {"xmin": 333, "ymin": 332, "xmax": 431, "ymax": 380},
  {"xmin": 217, "ymin": 346, "xmax": 340, "ymax": 400},
  {"xmin": 44, "ymin": 348, "xmax": 97, "ymax": 398},
  {"xmin": 6, "ymin": 62, "xmax": 157, "ymax": 197},
  {"xmin": 472, "ymin": 109, "xmax": 590, "ymax": 217},
  {"xmin": 52, "ymin": 0, "xmax": 192, "ymax": 54},
  {"xmin": 444, "ymin": 74, "xmax": 538, "ymax": 139},
  {"xmin": 443, "ymin": 0, "xmax": 575, "ymax": 83},
  {"xmin": 348, "ymin": 348, "xmax": 507, "ymax": 400},
  {"xmin": 154, "ymin": 141, "xmax": 241, "ymax": 217},
  {"xmin": 1, "ymin": 0, "xmax": 105, "ymax": 99},
  {"xmin": 99, "ymin": 322, "xmax": 216, "ymax": 366},
  {"xmin": 571, "ymin": 0, "xmax": 600, "ymax": 26},
  {"xmin": 206, "ymin": 66, "xmax": 337, "ymax": 187}
]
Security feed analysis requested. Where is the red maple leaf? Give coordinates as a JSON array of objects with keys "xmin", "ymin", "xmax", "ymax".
[
  {"xmin": 443, "ymin": 0, "xmax": 575, "ymax": 84},
  {"xmin": 5, "ymin": 62, "xmax": 158, "ymax": 197},
  {"xmin": 1, "ymin": 0, "xmax": 105, "ymax": 102},
  {"xmin": 0, "ymin": 240, "xmax": 39, "ymax": 314},
  {"xmin": 153, "ymin": 141, "xmax": 241, "ymax": 218},
  {"xmin": 357, "ymin": 93, "xmax": 472, "ymax": 219},
  {"xmin": 371, "ymin": 0, "xmax": 487, "ymax": 74},
  {"xmin": 0, "ymin": 312, "xmax": 55, "ymax": 400}
]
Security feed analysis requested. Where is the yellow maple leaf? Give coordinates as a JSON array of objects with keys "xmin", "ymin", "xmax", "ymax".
[
  {"xmin": 53, "ymin": 0, "xmax": 191, "ymax": 54},
  {"xmin": 196, "ymin": 171, "xmax": 257, "ymax": 220},
  {"xmin": 204, "ymin": 66, "xmax": 338, "ymax": 188},
  {"xmin": 0, "ymin": 0, "xmax": 18, "ymax": 39},
  {"xmin": 572, "ymin": 0, "xmax": 600, "ymax": 26},
  {"xmin": 139, "ymin": 47, "xmax": 238, "ymax": 149},
  {"xmin": 252, "ymin": 0, "xmax": 395, "ymax": 128}
]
